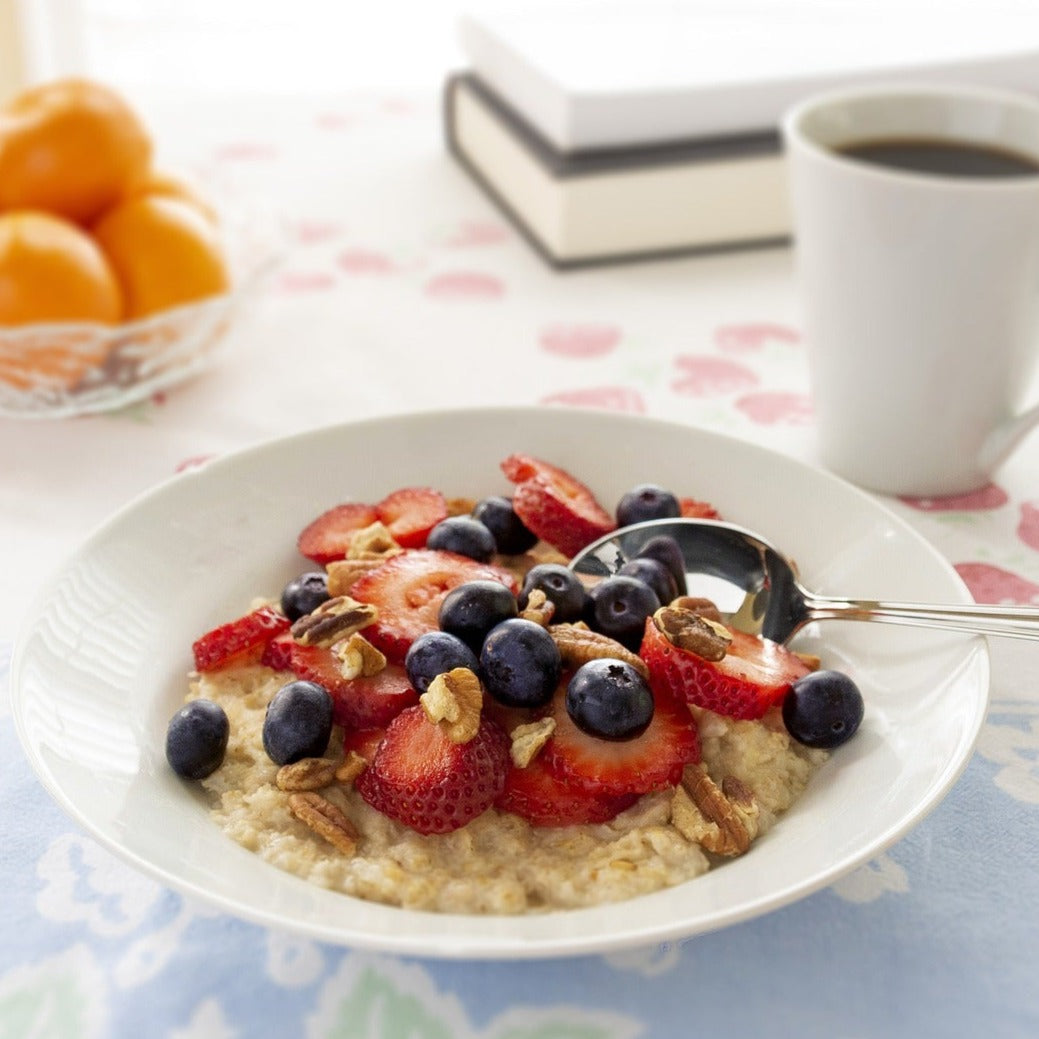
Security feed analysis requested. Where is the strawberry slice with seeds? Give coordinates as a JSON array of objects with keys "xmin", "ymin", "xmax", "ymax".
[
  {"xmin": 678, "ymin": 497, "xmax": 721, "ymax": 520},
  {"xmin": 640, "ymin": 616, "xmax": 810, "ymax": 720},
  {"xmin": 192, "ymin": 605, "xmax": 290, "ymax": 672},
  {"xmin": 541, "ymin": 678, "xmax": 700, "ymax": 797},
  {"xmin": 496, "ymin": 753, "xmax": 638, "ymax": 827},
  {"xmin": 260, "ymin": 630, "xmax": 296, "ymax": 671},
  {"xmin": 356, "ymin": 705, "xmax": 511, "ymax": 834},
  {"xmin": 297, "ymin": 501, "xmax": 379, "ymax": 564},
  {"xmin": 375, "ymin": 487, "xmax": 448, "ymax": 548},
  {"xmin": 289, "ymin": 644, "xmax": 419, "ymax": 728},
  {"xmin": 350, "ymin": 549, "xmax": 518, "ymax": 663},
  {"xmin": 342, "ymin": 725, "xmax": 386, "ymax": 762},
  {"xmin": 500, "ymin": 454, "xmax": 615, "ymax": 558}
]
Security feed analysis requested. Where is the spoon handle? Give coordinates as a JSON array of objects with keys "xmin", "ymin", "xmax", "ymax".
[{"xmin": 804, "ymin": 594, "xmax": 1039, "ymax": 640}]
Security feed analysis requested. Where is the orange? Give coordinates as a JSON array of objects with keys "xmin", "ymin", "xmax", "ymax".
[
  {"xmin": 91, "ymin": 195, "xmax": 230, "ymax": 319},
  {"xmin": 0, "ymin": 78, "xmax": 153, "ymax": 224},
  {"xmin": 127, "ymin": 167, "xmax": 219, "ymax": 224},
  {"xmin": 0, "ymin": 210, "xmax": 122, "ymax": 325}
]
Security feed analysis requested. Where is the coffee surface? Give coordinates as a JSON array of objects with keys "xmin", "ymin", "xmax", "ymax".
[{"xmin": 837, "ymin": 138, "xmax": 1039, "ymax": 178}]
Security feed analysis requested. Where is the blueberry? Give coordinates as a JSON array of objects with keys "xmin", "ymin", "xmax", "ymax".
[
  {"xmin": 519, "ymin": 562, "xmax": 588, "ymax": 623},
  {"xmin": 439, "ymin": 580, "xmax": 517, "ymax": 652},
  {"xmin": 472, "ymin": 496, "xmax": 538, "ymax": 555},
  {"xmin": 634, "ymin": 535, "xmax": 688, "ymax": 596},
  {"xmin": 280, "ymin": 571, "xmax": 330, "ymax": 621},
  {"xmin": 616, "ymin": 483, "xmax": 681, "ymax": 527},
  {"xmin": 566, "ymin": 659, "xmax": 654, "ymax": 740},
  {"xmin": 262, "ymin": 680, "xmax": 334, "ymax": 765},
  {"xmin": 405, "ymin": 630, "xmax": 481, "ymax": 693},
  {"xmin": 584, "ymin": 575, "xmax": 661, "ymax": 651},
  {"xmin": 480, "ymin": 618, "xmax": 561, "ymax": 708},
  {"xmin": 618, "ymin": 556, "xmax": 678, "ymax": 607},
  {"xmin": 427, "ymin": 516, "xmax": 497, "ymax": 562},
  {"xmin": 782, "ymin": 669, "xmax": 864, "ymax": 749},
  {"xmin": 166, "ymin": 699, "xmax": 229, "ymax": 779}
]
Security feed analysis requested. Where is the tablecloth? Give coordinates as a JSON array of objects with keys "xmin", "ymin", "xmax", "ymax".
[{"xmin": 2, "ymin": 86, "xmax": 1038, "ymax": 1039}]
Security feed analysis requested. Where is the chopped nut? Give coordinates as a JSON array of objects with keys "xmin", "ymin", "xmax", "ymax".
[
  {"xmin": 548, "ymin": 623, "xmax": 649, "ymax": 678},
  {"xmin": 291, "ymin": 595, "xmax": 378, "ymax": 647},
  {"xmin": 326, "ymin": 557, "xmax": 382, "ymax": 597},
  {"xmin": 671, "ymin": 764, "xmax": 759, "ymax": 856},
  {"xmin": 653, "ymin": 606, "xmax": 731, "ymax": 661},
  {"xmin": 795, "ymin": 651, "xmax": 822, "ymax": 672},
  {"xmin": 509, "ymin": 717, "xmax": 556, "ymax": 767},
  {"xmin": 518, "ymin": 588, "xmax": 555, "ymax": 627},
  {"xmin": 287, "ymin": 791, "xmax": 358, "ymax": 855},
  {"xmin": 671, "ymin": 596, "xmax": 723, "ymax": 624},
  {"xmin": 420, "ymin": 667, "xmax": 483, "ymax": 744},
  {"xmin": 334, "ymin": 750, "xmax": 369, "ymax": 785},
  {"xmin": 347, "ymin": 521, "xmax": 401, "ymax": 560},
  {"xmin": 275, "ymin": 757, "xmax": 338, "ymax": 792},
  {"xmin": 445, "ymin": 496, "xmax": 477, "ymax": 517},
  {"xmin": 334, "ymin": 632, "xmax": 386, "ymax": 679}
]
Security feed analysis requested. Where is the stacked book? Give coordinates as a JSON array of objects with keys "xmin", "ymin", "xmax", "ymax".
[{"xmin": 445, "ymin": 2, "xmax": 1039, "ymax": 268}]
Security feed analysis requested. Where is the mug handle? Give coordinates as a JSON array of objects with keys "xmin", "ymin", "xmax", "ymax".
[{"xmin": 978, "ymin": 402, "xmax": 1039, "ymax": 474}]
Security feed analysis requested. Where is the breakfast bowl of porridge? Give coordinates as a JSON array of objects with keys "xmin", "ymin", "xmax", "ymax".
[{"xmin": 10, "ymin": 407, "xmax": 989, "ymax": 959}]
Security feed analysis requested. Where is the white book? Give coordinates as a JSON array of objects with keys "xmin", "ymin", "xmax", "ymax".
[{"xmin": 457, "ymin": 1, "xmax": 1039, "ymax": 152}]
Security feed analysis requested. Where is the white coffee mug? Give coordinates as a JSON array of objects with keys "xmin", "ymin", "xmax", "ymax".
[{"xmin": 782, "ymin": 84, "xmax": 1039, "ymax": 496}]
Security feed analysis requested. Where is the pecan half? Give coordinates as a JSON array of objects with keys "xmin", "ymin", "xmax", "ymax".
[
  {"xmin": 518, "ymin": 588, "xmax": 555, "ymax": 627},
  {"xmin": 334, "ymin": 632, "xmax": 386, "ymax": 679},
  {"xmin": 275, "ymin": 757, "xmax": 338, "ymax": 792},
  {"xmin": 326, "ymin": 558, "xmax": 382, "ymax": 597},
  {"xmin": 347, "ymin": 521, "xmax": 401, "ymax": 560},
  {"xmin": 420, "ymin": 667, "xmax": 483, "ymax": 744},
  {"xmin": 287, "ymin": 791, "xmax": 358, "ymax": 855},
  {"xmin": 671, "ymin": 764, "xmax": 760, "ymax": 856},
  {"xmin": 548, "ymin": 623, "xmax": 649, "ymax": 678},
  {"xmin": 671, "ymin": 596, "xmax": 723, "ymax": 624},
  {"xmin": 291, "ymin": 595, "xmax": 378, "ymax": 647},
  {"xmin": 334, "ymin": 750, "xmax": 369, "ymax": 785},
  {"xmin": 653, "ymin": 606, "xmax": 731, "ymax": 661}
]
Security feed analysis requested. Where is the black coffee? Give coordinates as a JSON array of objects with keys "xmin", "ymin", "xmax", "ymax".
[{"xmin": 837, "ymin": 137, "xmax": 1039, "ymax": 178}]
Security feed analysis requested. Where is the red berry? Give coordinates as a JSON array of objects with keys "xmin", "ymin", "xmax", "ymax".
[
  {"xmin": 192, "ymin": 606, "xmax": 291, "ymax": 672},
  {"xmin": 297, "ymin": 502, "xmax": 379, "ymax": 564},
  {"xmin": 541, "ymin": 677, "xmax": 700, "ymax": 797},
  {"xmin": 678, "ymin": 497, "xmax": 721, "ymax": 520},
  {"xmin": 289, "ymin": 644, "xmax": 419, "ymax": 728},
  {"xmin": 350, "ymin": 549, "xmax": 518, "ymax": 663},
  {"xmin": 500, "ymin": 454, "xmax": 615, "ymax": 558},
  {"xmin": 375, "ymin": 487, "xmax": 448, "ymax": 549},
  {"xmin": 260, "ymin": 630, "xmax": 296, "ymax": 671},
  {"xmin": 640, "ymin": 616, "xmax": 810, "ymax": 720},
  {"xmin": 342, "ymin": 725, "xmax": 386, "ymax": 761},
  {"xmin": 496, "ymin": 753, "xmax": 638, "ymax": 826},
  {"xmin": 356, "ymin": 706, "xmax": 510, "ymax": 834}
]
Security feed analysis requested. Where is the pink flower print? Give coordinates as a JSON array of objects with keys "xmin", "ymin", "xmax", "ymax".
[
  {"xmin": 672, "ymin": 355, "xmax": 757, "ymax": 397},
  {"xmin": 213, "ymin": 142, "xmax": 279, "ymax": 162},
  {"xmin": 540, "ymin": 386, "xmax": 646, "ymax": 413},
  {"xmin": 293, "ymin": 221, "xmax": 343, "ymax": 245},
  {"xmin": 539, "ymin": 324, "xmax": 621, "ymax": 359},
  {"xmin": 954, "ymin": 562, "xmax": 1039, "ymax": 605},
  {"xmin": 735, "ymin": 391, "xmax": 813, "ymax": 425},
  {"xmin": 175, "ymin": 454, "xmax": 216, "ymax": 474},
  {"xmin": 315, "ymin": 112, "xmax": 357, "ymax": 131},
  {"xmin": 900, "ymin": 484, "xmax": 1009, "ymax": 512},
  {"xmin": 714, "ymin": 323, "xmax": 801, "ymax": 353},
  {"xmin": 424, "ymin": 271, "xmax": 505, "ymax": 299},
  {"xmin": 277, "ymin": 271, "xmax": 336, "ymax": 293},
  {"xmin": 337, "ymin": 249, "xmax": 399, "ymax": 275},
  {"xmin": 444, "ymin": 220, "xmax": 510, "ymax": 248},
  {"xmin": 1018, "ymin": 501, "xmax": 1039, "ymax": 551}
]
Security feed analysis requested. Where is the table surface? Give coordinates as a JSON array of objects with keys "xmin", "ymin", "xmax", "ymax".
[{"xmin": 2, "ymin": 87, "xmax": 1038, "ymax": 1039}]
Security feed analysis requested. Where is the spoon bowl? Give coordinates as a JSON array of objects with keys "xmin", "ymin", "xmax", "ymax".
[{"xmin": 569, "ymin": 518, "xmax": 1039, "ymax": 643}]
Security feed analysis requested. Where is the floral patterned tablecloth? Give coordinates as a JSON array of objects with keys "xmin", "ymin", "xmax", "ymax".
[{"xmin": 2, "ymin": 87, "xmax": 1038, "ymax": 1039}]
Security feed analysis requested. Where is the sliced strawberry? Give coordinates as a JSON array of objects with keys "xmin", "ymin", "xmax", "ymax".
[
  {"xmin": 287, "ymin": 645, "xmax": 419, "ymax": 728},
  {"xmin": 297, "ymin": 501, "xmax": 379, "ymax": 564},
  {"xmin": 496, "ymin": 753, "xmax": 638, "ymax": 827},
  {"xmin": 678, "ymin": 497, "xmax": 721, "ymax": 520},
  {"xmin": 260, "ymin": 630, "xmax": 296, "ymax": 671},
  {"xmin": 541, "ymin": 679, "xmax": 700, "ymax": 797},
  {"xmin": 342, "ymin": 725, "xmax": 386, "ymax": 762},
  {"xmin": 375, "ymin": 487, "xmax": 448, "ymax": 549},
  {"xmin": 640, "ymin": 616, "xmax": 810, "ymax": 720},
  {"xmin": 356, "ymin": 706, "xmax": 510, "ymax": 834},
  {"xmin": 192, "ymin": 605, "xmax": 291, "ymax": 672},
  {"xmin": 500, "ymin": 454, "xmax": 615, "ymax": 558},
  {"xmin": 350, "ymin": 549, "xmax": 518, "ymax": 663}
]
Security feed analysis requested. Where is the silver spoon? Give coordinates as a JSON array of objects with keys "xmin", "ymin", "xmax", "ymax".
[{"xmin": 568, "ymin": 518, "xmax": 1039, "ymax": 643}]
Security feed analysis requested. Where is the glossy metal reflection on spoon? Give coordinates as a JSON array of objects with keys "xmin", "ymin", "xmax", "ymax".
[{"xmin": 568, "ymin": 518, "xmax": 1039, "ymax": 644}]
